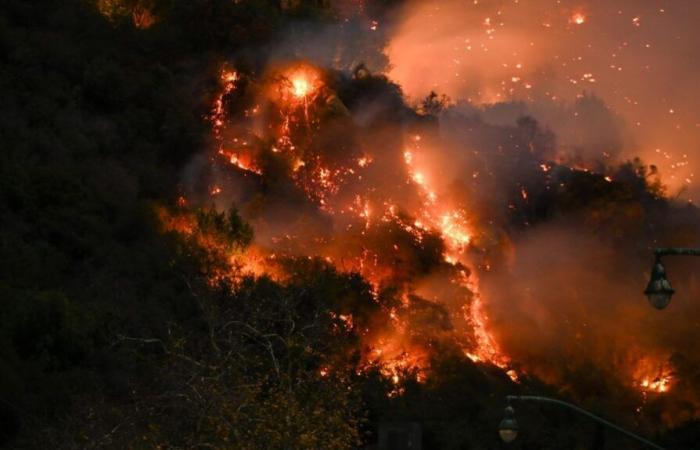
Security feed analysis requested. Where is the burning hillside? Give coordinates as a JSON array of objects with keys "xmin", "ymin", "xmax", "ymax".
[
  {"xmin": 168, "ymin": 61, "xmax": 516, "ymax": 390},
  {"xmin": 165, "ymin": 43, "xmax": 700, "ymax": 432},
  {"xmin": 152, "ymin": 1, "xmax": 700, "ymax": 434},
  {"xmin": 7, "ymin": 0, "xmax": 700, "ymax": 448}
]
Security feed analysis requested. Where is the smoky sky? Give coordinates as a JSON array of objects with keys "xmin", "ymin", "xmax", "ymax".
[
  {"xmin": 184, "ymin": 0, "xmax": 700, "ymax": 426},
  {"xmin": 386, "ymin": 0, "xmax": 700, "ymax": 200}
]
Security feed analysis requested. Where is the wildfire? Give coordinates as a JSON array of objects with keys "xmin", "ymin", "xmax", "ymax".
[
  {"xmin": 279, "ymin": 64, "xmax": 322, "ymax": 104},
  {"xmin": 402, "ymin": 133, "xmax": 515, "ymax": 378},
  {"xmin": 221, "ymin": 150, "xmax": 262, "ymax": 175},
  {"xmin": 138, "ymin": 0, "xmax": 700, "ymax": 424},
  {"xmin": 209, "ymin": 68, "xmax": 264, "ymax": 175},
  {"xmin": 634, "ymin": 359, "xmax": 674, "ymax": 394},
  {"xmin": 466, "ymin": 295, "xmax": 513, "ymax": 373},
  {"xmin": 211, "ymin": 69, "xmax": 238, "ymax": 140},
  {"xmin": 291, "ymin": 75, "xmax": 312, "ymax": 98},
  {"xmin": 403, "ymin": 137, "xmax": 473, "ymax": 256},
  {"xmin": 166, "ymin": 61, "xmax": 518, "ymax": 394},
  {"xmin": 96, "ymin": 0, "xmax": 156, "ymax": 28},
  {"xmin": 439, "ymin": 212, "xmax": 471, "ymax": 251},
  {"xmin": 640, "ymin": 376, "xmax": 672, "ymax": 393},
  {"xmin": 364, "ymin": 336, "xmax": 430, "ymax": 397},
  {"xmin": 157, "ymin": 206, "xmax": 283, "ymax": 284}
]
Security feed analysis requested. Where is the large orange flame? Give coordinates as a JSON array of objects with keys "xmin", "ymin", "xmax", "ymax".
[{"xmin": 167, "ymin": 61, "xmax": 519, "ymax": 392}]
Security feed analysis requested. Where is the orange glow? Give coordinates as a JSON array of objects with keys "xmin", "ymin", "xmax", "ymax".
[
  {"xmin": 96, "ymin": 0, "xmax": 156, "ymax": 28},
  {"xmin": 150, "ymin": 0, "xmax": 700, "ymax": 421},
  {"xmin": 165, "ymin": 61, "xmax": 517, "ymax": 392},
  {"xmin": 292, "ymin": 75, "xmax": 312, "ymax": 98},
  {"xmin": 640, "ymin": 376, "xmax": 672, "ymax": 393},
  {"xmin": 132, "ymin": 5, "xmax": 156, "ymax": 29},
  {"xmin": 634, "ymin": 359, "xmax": 673, "ymax": 394},
  {"xmin": 157, "ymin": 207, "xmax": 284, "ymax": 284},
  {"xmin": 401, "ymin": 131, "xmax": 513, "ymax": 377},
  {"xmin": 466, "ymin": 293, "xmax": 512, "ymax": 374},
  {"xmin": 221, "ymin": 150, "xmax": 262, "ymax": 175},
  {"xmin": 277, "ymin": 64, "xmax": 322, "ymax": 105},
  {"xmin": 571, "ymin": 12, "xmax": 586, "ymax": 25},
  {"xmin": 362, "ymin": 334, "xmax": 430, "ymax": 397}
]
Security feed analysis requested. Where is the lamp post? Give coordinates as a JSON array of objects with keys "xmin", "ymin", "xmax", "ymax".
[
  {"xmin": 499, "ymin": 395, "xmax": 665, "ymax": 449},
  {"xmin": 644, "ymin": 248, "xmax": 700, "ymax": 310},
  {"xmin": 498, "ymin": 405, "xmax": 518, "ymax": 443}
]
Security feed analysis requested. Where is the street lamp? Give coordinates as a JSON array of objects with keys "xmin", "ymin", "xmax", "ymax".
[
  {"xmin": 498, "ymin": 406, "xmax": 518, "ymax": 443},
  {"xmin": 644, "ymin": 256, "xmax": 674, "ymax": 310},
  {"xmin": 644, "ymin": 248, "xmax": 700, "ymax": 310},
  {"xmin": 499, "ymin": 395, "xmax": 665, "ymax": 449}
]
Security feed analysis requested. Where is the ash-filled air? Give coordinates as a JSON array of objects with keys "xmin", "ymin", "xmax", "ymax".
[{"xmin": 166, "ymin": 0, "xmax": 700, "ymax": 427}]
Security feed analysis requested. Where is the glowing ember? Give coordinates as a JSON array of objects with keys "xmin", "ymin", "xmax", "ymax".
[
  {"xmin": 281, "ymin": 65, "xmax": 321, "ymax": 104},
  {"xmin": 467, "ymin": 295, "xmax": 511, "ymax": 370},
  {"xmin": 157, "ymin": 207, "xmax": 282, "ymax": 284},
  {"xmin": 439, "ymin": 213, "xmax": 471, "ymax": 250},
  {"xmin": 291, "ymin": 75, "xmax": 311, "ymax": 98},
  {"xmin": 571, "ymin": 12, "xmax": 586, "ymax": 25},
  {"xmin": 357, "ymin": 156, "xmax": 372, "ymax": 167},
  {"xmin": 363, "ymin": 336, "xmax": 430, "ymax": 397},
  {"xmin": 634, "ymin": 359, "xmax": 674, "ymax": 394},
  {"xmin": 640, "ymin": 376, "xmax": 672, "ymax": 393}
]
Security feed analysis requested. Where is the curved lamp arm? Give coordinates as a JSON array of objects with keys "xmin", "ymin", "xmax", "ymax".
[
  {"xmin": 506, "ymin": 395, "xmax": 665, "ymax": 450},
  {"xmin": 654, "ymin": 248, "xmax": 700, "ymax": 257}
]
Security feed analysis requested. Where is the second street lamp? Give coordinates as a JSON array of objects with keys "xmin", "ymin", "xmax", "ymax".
[
  {"xmin": 644, "ymin": 248, "xmax": 700, "ymax": 310},
  {"xmin": 500, "ymin": 395, "xmax": 665, "ymax": 449}
]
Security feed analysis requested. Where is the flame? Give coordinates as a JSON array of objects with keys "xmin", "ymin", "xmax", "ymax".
[
  {"xmin": 221, "ymin": 150, "xmax": 263, "ymax": 175},
  {"xmin": 131, "ymin": 3, "xmax": 156, "ymax": 29},
  {"xmin": 157, "ymin": 206, "xmax": 283, "ymax": 284},
  {"xmin": 634, "ymin": 358, "xmax": 674, "ymax": 394},
  {"xmin": 279, "ymin": 64, "xmax": 322, "ymax": 104},
  {"xmin": 163, "ymin": 62, "xmax": 518, "ymax": 392},
  {"xmin": 400, "ymin": 132, "xmax": 514, "ymax": 378},
  {"xmin": 362, "ymin": 334, "xmax": 430, "ymax": 397},
  {"xmin": 640, "ymin": 376, "xmax": 672, "ymax": 394},
  {"xmin": 291, "ymin": 75, "xmax": 312, "ymax": 98},
  {"xmin": 96, "ymin": 0, "xmax": 156, "ymax": 28}
]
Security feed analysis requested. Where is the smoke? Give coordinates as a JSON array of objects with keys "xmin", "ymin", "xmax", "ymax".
[
  {"xmin": 461, "ymin": 94, "xmax": 627, "ymax": 164},
  {"xmin": 171, "ymin": 0, "xmax": 700, "ymax": 428},
  {"xmin": 387, "ymin": 0, "xmax": 700, "ymax": 199},
  {"xmin": 380, "ymin": 2, "xmax": 700, "ymax": 423},
  {"xmin": 480, "ymin": 220, "xmax": 700, "ymax": 425},
  {"xmin": 266, "ymin": 20, "xmax": 390, "ymax": 73}
]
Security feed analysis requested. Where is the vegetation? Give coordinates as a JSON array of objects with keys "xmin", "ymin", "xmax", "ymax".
[{"xmin": 0, "ymin": 1, "xmax": 366, "ymax": 447}]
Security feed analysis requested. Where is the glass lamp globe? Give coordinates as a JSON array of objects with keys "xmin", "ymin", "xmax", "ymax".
[
  {"xmin": 499, "ymin": 406, "xmax": 519, "ymax": 443},
  {"xmin": 644, "ymin": 258, "xmax": 674, "ymax": 310}
]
